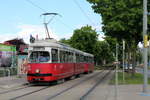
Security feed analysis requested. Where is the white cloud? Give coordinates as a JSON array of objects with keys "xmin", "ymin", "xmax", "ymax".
[
  {"xmin": 0, "ymin": 24, "xmax": 59, "ymax": 44},
  {"xmin": 17, "ymin": 24, "xmax": 59, "ymax": 43},
  {"xmin": 98, "ymin": 33, "xmax": 105, "ymax": 41},
  {"xmin": 0, "ymin": 23, "xmax": 104, "ymax": 44},
  {"xmin": 0, "ymin": 34, "xmax": 17, "ymax": 43}
]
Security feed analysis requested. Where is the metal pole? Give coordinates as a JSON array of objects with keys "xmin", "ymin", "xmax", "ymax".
[
  {"xmin": 143, "ymin": 0, "xmax": 148, "ymax": 93},
  {"xmin": 123, "ymin": 40, "xmax": 125, "ymax": 83},
  {"xmin": 115, "ymin": 43, "xmax": 118, "ymax": 100},
  {"xmin": 44, "ymin": 23, "xmax": 50, "ymax": 39}
]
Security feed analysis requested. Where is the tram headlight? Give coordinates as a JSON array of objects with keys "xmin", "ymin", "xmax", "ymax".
[{"xmin": 35, "ymin": 69, "xmax": 40, "ymax": 73}]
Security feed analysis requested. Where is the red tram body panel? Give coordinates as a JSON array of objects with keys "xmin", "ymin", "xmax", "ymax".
[
  {"xmin": 27, "ymin": 63, "xmax": 75, "ymax": 82},
  {"xmin": 74, "ymin": 63, "xmax": 84, "ymax": 75},
  {"xmin": 27, "ymin": 39, "xmax": 94, "ymax": 83}
]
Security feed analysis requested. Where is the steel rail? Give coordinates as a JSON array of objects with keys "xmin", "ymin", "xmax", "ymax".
[
  {"xmin": 80, "ymin": 70, "xmax": 112, "ymax": 100},
  {"xmin": 46, "ymin": 70, "xmax": 105, "ymax": 100}
]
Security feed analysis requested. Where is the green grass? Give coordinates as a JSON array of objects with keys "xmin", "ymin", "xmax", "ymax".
[
  {"xmin": 95, "ymin": 64, "xmax": 114, "ymax": 70},
  {"xmin": 94, "ymin": 66, "xmax": 103, "ymax": 70},
  {"xmin": 110, "ymin": 72, "xmax": 150, "ymax": 84}
]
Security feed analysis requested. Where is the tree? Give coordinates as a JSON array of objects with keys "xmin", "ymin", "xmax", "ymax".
[
  {"xmin": 86, "ymin": 0, "xmax": 150, "ymax": 74},
  {"xmin": 70, "ymin": 25, "xmax": 98, "ymax": 54},
  {"xmin": 59, "ymin": 25, "xmax": 115, "ymax": 65},
  {"xmin": 94, "ymin": 40, "xmax": 115, "ymax": 65},
  {"xmin": 87, "ymin": 0, "xmax": 147, "ymax": 43},
  {"xmin": 59, "ymin": 38, "xmax": 70, "ymax": 45}
]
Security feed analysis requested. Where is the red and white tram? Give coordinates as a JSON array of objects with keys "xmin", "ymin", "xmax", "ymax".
[{"xmin": 27, "ymin": 39, "xmax": 94, "ymax": 83}]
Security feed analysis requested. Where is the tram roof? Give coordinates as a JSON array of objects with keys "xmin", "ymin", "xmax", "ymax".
[{"xmin": 29, "ymin": 39, "xmax": 93, "ymax": 57}]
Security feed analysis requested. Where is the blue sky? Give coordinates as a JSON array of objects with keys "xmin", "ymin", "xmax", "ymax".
[{"xmin": 0, "ymin": 0, "xmax": 103, "ymax": 43}]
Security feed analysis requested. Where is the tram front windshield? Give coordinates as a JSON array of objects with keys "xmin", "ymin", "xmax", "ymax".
[{"xmin": 29, "ymin": 51, "xmax": 50, "ymax": 63}]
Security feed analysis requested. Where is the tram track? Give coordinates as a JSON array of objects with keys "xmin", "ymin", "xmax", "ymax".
[
  {"xmin": 0, "ymin": 83, "xmax": 33, "ymax": 95},
  {"xmin": 46, "ymin": 70, "xmax": 105, "ymax": 100},
  {"xmin": 10, "ymin": 86, "xmax": 50, "ymax": 100},
  {"xmin": 6, "ymin": 70, "xmax": 106, "ymax": 100},
  {"xmin": 80, "ymin": 70, "xmax": 112, "ymax": 100}
]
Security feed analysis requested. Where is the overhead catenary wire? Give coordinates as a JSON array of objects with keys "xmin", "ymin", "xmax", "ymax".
[
  {"xmin": 25, "ymin": 0, "xmax": 47, "ymax": 12},
  {"xmin": 73, "ymin": 0, "xmax": 95, "ymax": 25},
  {"xmin": 57, "ymin": 18, "xmax": 74, "ymax": 31},
  {"xmin": 24, "ymin": 0, "xmax": 80, "ymax": 35}
]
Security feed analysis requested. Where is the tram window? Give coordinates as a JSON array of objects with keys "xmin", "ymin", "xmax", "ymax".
[
  {"xmin": 52, "ymin": 49, "xmax": 58, "ymax": 63},
  {"xmin": 63, "ymin": 51, "xmax": 66, "ymax": 63},
  {"xmin": 79, "ymin": 54, "xmax": 83, "ymax": 63},
  {"xmin": 65, "ymin": 51, "xmax": 68, "ymax": 62},
  {"xmin": 87, "ymin": 57, "xmax": 90, "ymax": 63},
  {"xmin": 75, "ymin": 53, "xmax": 78, "ymax": 62},
  {"xmin": 86, "ymin": 56, "xmax": 88, "ymax": 62},
  {"xmin": 66, "ymin": 51, "xmax": 69, "ymax": 63},
  {"xmin": 59, "ymin": 50, "xmax": 63, "ymax": 63},
  {"xmin": 63, "ymin": 51, "xmax": 66, "ymax": 62},
  {"xmin": 84, "ymin": 56, "xmax": 87, "ymax": 63},
  {"xmin": 70, "ymin": 52, "xmax": 73, "ymax": 62},
  {"xmin": 81, "ymin": 55, "xmax": 84, "ymax": 62},
  {"xmin": 67, "ymin": 52, "xmax": 73, "ymax": 63},
  {"xmin": 76, "ymin": 53, "xmax": 80, "ymax": 63},
  {"xmin": 79, "ymin": 54, "xmax": 81, "ymax": 62},
  {"xmin": 92, "ymin": 57, "xmax": 94, "ymax": 63},
  {"xmin": 29, "ymin": 51, "xmax": 50, "ymax": 63}
]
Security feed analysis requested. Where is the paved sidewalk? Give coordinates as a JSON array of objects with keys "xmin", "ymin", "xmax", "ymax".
[
  {"xmin": 86, "ymin": 84, "xmax": 150, "ymax": 100},
  {"xmin": 0, "ymin": 75, "xmax": 28, "ymax": 89},
  {"xmin": 108, "ymin": 85, "xmax": 150, "ymax": 100}
]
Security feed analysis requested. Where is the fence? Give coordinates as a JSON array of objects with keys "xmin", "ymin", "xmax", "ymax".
[{"xmin": 0, "ymin": 67, "xmax": 17, "ymax": 77}]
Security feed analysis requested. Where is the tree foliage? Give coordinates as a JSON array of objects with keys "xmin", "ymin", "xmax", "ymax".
[
  {"xmin": 86, "ymin": 0, "xmax": 150, "ymax": 72},
  {"xmin": 59, "ymin": 38, "xmax": 70, "ymax": 45},
  {"xmin": 86, "ymin": 0, "xmax": 150, "ymax": 46},
  {"xmin": 59, "ymin": 25, "xmax": 115, "ymax": 65},
  {"xmin": 70, "ymin": 25, "xmax": 98, "ymax": 54},
  {"xmin": 94, "ymin": 40, "xmax": 114, "ymax": 65}
]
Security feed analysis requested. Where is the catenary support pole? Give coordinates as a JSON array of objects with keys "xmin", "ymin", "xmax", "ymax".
[
  {"xmin": 115, "ymin": 43, "xmax": 118, "ymax": 100},
  {"xmin": 122, "ymin": 40, "xmax": 125, "ymax": 83},
  {"xmin": 143, "ymin": 0, "xmax": 148, "ymax": 93}
]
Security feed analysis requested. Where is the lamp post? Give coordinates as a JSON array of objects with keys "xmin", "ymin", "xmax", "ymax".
[{"xmin": 143, "ymin": 0, "xmax": 148, "ymax": 93}]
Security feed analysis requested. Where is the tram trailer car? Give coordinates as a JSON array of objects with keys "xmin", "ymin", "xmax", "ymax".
[
  {"xmin": 83, "ymin": 53, "xmax": 94, "ymax": 74},
  {"xmin": 27, "ymin": 39, "xmax": 94, "ymax": 83}
]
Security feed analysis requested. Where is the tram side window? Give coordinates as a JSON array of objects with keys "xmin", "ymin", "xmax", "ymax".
[
  {"xmin": 87, "ymin": 56, "xmax": 90, "ymax": 63},
  {"xmin": 59, "ymin": 50, "xmax": 69, "ymax": 63},
  {"xmin": 84, "ymin": 56, "xmax": 87, "ymax": 63},
  {"xmin": 70, "ymin": 52, "xmax": 73, "ymax": 63},
  {"xmin": 60, "ymin": 50, "xmax": 63, "ymax": 63},
  {"xmin": 52, "ymin": 49, "xmax": 58, "ymax": 63},
  {"xmin": 92, "ymin": 57, "xmax": 94, "ymax": 63},
  {"xmin": 66, "ymin": 51, "xmax": 69, "ymax": 63},
  {"xmin": 67, "ymin": 52, "xmax": 73, "ymax": 63},
  {"xmin": 76, "ymin": 53, "xmax": 80, "ymax": 63},
  {"xmin": 81, "ymin": 55, "xmax": 84, "ymax": 62},
  {"xmin": 75, "ymin": 53, "xmax": 78, "ymax": 63}
]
